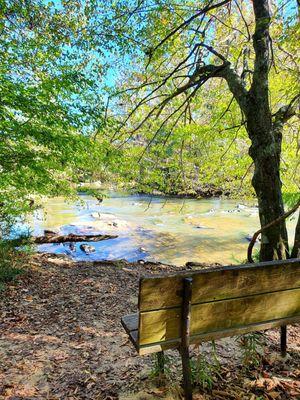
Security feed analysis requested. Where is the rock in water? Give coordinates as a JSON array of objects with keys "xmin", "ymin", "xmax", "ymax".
[
  {"xmin": 195, "ymin": 225, "xmax": 214, "ymax": 229},
  {"xmin": 69, "ymin": 243, "xmax": 76, "ymax": 252},
  {"xmin": 44, "ymin": 229, "xmax": 58, "ymax": 236},
  {"xmin": 80, "ymin": 244, "xmax": 96, "ymax": 254}
]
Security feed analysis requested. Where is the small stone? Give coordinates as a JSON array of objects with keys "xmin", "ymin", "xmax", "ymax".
[
  {"xmin": 80, "ymin": 244, "xmax": 96, "ymax": 254},
  {"xmin": 69, "ymin": 243, "xmax": 76, "ymax": 252}
]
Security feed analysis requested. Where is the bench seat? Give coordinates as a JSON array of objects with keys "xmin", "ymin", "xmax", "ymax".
[
  {"xmin": 121, "ymin": 313, "xmax": 139, "ymax": 350},
  {"xmin": 121, "ymin": 258, "xmax": 300, "ymax": 399}
]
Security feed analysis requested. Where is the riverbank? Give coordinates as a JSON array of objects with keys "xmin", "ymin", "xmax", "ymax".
[
  {"xmin": 0, "ymin": 254, "xmax": 299, "ymax": 399},
  {"xmin": 79, "ymin": 183, "xmax": 234, "ymax": 200}
]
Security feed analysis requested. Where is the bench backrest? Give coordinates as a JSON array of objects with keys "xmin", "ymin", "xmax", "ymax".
[{"xmin": 137, "ymin": 258, "xmax": 300, "ymax": 355}]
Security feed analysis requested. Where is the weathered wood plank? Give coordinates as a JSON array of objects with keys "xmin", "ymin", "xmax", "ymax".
[
  {"xmin": 138, "ymin": 318, "xmax": 300, "ymax": 355},
  {"xmin": 139, "ymin": 288, "xmax": 300, "ymax": 346},
  {"xmin": 121, "ymin": 314, "xmax": 139, "ymax": 351},
  {"xmin": 121, "ymin": 313, "xmax": 138, "ymax": 333},
  {"xmin": 139, "ymin": 259, "xmax": 300, "ymax": 312}
]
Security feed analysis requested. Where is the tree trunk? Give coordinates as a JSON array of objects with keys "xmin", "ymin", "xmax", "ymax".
[
  {"xmin": 247, "ymin": 129, "xmax": 289, "ymax": 261},
  {"xmin": 245, "ymin": 0, "xmax": 289, "ymax": 262},
  {"xmin": 291, "ymin": 212, "xmax": 300, "ymax": 258}
]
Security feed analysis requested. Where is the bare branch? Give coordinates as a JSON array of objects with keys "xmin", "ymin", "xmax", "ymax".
[
  {"xmin": 234, "ymin": 0, "xmax": 251, "ymax": 41},
  {"xmin": 198, "ymin": 42, "xmax": 228, "ymax": 62},
  {"xmin": 147, "ymin": 0, "xmax": 232, "ymax": 63}
]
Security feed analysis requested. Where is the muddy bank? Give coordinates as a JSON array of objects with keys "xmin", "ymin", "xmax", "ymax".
[{"xmin": 0, "ymin": 254, "xmax": 299, "ymax": 399}]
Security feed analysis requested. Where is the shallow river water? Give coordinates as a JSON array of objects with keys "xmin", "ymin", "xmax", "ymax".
[{"xmin": 29, "ymin": 193, "xmax": 297, "ymax": 266}]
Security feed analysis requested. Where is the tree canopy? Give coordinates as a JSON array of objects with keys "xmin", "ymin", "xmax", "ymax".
[
  {"xmin": 98, "ymin": 0, "xmax": 299, "ymax": 198},
  {"xmin": 0, "ymin": 0, "xmax": 105, "ymax": 228},
  {"xmin": 0, "ymin": 0, "xmax": 299, "ymax": 259}
]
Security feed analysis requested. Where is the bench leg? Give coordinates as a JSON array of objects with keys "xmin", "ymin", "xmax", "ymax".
[
  {"xmin": 280, "ymin": 325, "xmax": 287, "ymax": 357},
  {"xmin": 180, "ymin": 345, "xmax": 192, "ymax": 400},
  {"xmin": 180, "ymin": 277, "xmax": 193, "ymax": 400},
  {"xmin": 156, "ymin": 351, "xmax": 165, "ymax": 374}
]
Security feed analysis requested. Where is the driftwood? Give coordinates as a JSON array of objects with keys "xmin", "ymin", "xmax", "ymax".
[{"xmin": 34, "ymin": 233, "xmax": 117, "ymax": 244}]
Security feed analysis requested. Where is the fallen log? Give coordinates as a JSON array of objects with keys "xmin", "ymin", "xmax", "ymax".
[{"xmin": 34, "ymin": 233, "xmax": 117, "ymax": 244}]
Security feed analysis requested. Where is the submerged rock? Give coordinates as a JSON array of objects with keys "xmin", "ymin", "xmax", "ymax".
[
  {"xmin": 80, "ymin": 244, "xmax": 96, "ymax": 254},
  {"xmin": 44, "ymin": 229, "xmax": 58, "ymax": 236},
  {"xmin": 236, "ymin": 204, "xmax": 247, "ymax": 210},
  {"xmin": 247, "ymin": 213, "xmax": 258, "ymax": 217},
  {"xmin": 195, "ymin": 225, "xmax": 214, "ymax": 229},
  {"xmin": 245, "ymin": 234, "xmax": 253, "ymax": 242},
  {"xmin": 69, "ymin": 243, "xmax": 76, "ymax": 252},
  {"xmin": 245, "ymin": 234, "xmax": 261, "ymax": 242},
  {"xmin": 90, "ymin": 212, "xmax": 130, "ymax": 231},
  {"xmin": 221, "ymin": 209, "xmax": 241, "ymax": 214}
]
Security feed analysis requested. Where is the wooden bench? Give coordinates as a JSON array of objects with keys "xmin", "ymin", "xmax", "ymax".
[{"xmin": 121, "ymin": 258, "xmax": 300, "ymax": 399}]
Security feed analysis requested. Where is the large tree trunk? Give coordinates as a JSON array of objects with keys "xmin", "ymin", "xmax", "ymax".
[
  {"xmin": 291, "ymin": 212, "xmax": 300, "ymax": 258},
  {"xmin": 246, "ymin": 0, "xmax": 289, "ymax": 262},
  {"xmin": 247, "ymin": 123, "xmax": 289, "ymax": 261}
]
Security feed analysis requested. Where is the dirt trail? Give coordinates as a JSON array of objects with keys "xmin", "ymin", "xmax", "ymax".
[{"xmin": 0, "ymin": 255, "xmax": 299, "ymax": 399}]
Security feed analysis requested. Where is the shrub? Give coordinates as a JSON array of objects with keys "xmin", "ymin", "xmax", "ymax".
[{"xmin": 0, "ymin": 236, "xmax": 32, "ymax": 291}]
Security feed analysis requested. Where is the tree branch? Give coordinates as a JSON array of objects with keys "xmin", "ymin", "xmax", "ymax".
[
  {"xmin": 273, "ymin": 94, "xmax": 300, "ymax": 126},
  {"xmin": 251, "ymin": 0, "xmax": 271, "ymax": 96},
  {"xmin": 147, "ymin": 0, "xmax": 232, "ymax": 63}
]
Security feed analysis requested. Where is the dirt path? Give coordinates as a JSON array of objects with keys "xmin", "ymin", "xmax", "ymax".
[{"xmin": 0, "ymin": 255, "xmax": 299, "ymax": 399}]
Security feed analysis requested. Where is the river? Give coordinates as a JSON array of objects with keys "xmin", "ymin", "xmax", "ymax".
[{"xmin": 29, "ymin": 193, "xmax": 297, "ymax": 266}]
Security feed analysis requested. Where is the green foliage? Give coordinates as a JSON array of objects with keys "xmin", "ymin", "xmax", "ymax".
[
  {"xmin": 0, "ymin": 235, "xmax": 33, "ymax": 290},
  {"xmin": 238, "ymin": 333, "xmax": 264, "ymax": 371},
  {"xmin": 97, "ymin": 0, "xmax": 299, "ymax": 199},
  {"xmin": 0, "ymin": 0, "xmax": 106, "ymax": 231},
  {"xmin": 77, "ymin": 186, "xmax": 108, "ymax": 200},
  {"xmin": 149, "ymin": 353, "xmax": 171, "ymax": 378},
  {"xmin": 191, "ymin": 355, "xmax": 213, "ymax": 390},
  {"xmin": 283, "ymin": 193, "xmax": 300, "ymax": 209},
  {"xmin": 191, "ymin": 342, "xmax": 221, "ymax": 391}
]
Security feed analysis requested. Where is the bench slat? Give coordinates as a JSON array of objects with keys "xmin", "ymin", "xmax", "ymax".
[
  {"xmin": 139, "ymin": 287, "xmax": 300, "ymax": 346},
  {"xmin": 138, "ymin": 317, "xmax": 299, "ymax": 355},
  {"xmin": 139, "ymin": 259, "xmax": 300, "ymax": 312}
]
